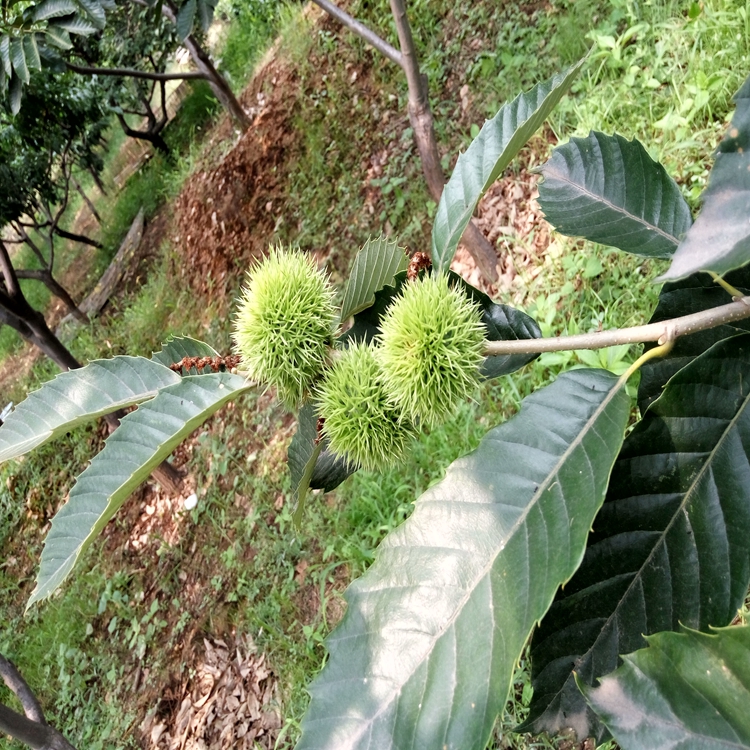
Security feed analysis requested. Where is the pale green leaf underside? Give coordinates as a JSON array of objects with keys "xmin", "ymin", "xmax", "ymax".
[
  {"xmin": 27, "ymin": 372, "xmax": 251, "ymax": 609},
  {"xmin": 297, "ymin": 368, "xmax": 629, "ymax": 750},
  {"xmin": 10, "ymin": 37, "xmax": 29, "ymax": 84},
  {"xmin": 339, "ymin": 236, "xmax": 408, "ymax": 324},
  {"xmin": 583, "ymin": 626, "xmax": 750, "ymax": 750},
  {"xmin": 431, "ymin": 58, "xmax": 585, "ymax": 273},
  {"xmin": 0, "ymin": 357, "xmax": 180, "ymax": 463}
]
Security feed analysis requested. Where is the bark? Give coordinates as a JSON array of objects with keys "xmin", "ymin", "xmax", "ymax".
[
  {"xmin": 116, "ymin": 112, "xmax": 171, "ymax": 157},
  {"xmin": 181, "ymin": 33, "xmax": 251, "ymax": 131},
  {"xmin": 0, "ymin": 705, "xmax": 77, "ymax": 750},
  {"xmin": 0, "ymin": 243, "xmax": 81, "ymax": 371},
  {"xmin": 88, "ymin": 165, "xmax": 107, "ymax": 196},
  {"xmin": 388, "ymin": 0, "xmax": 498, "ymax": 281},
  {"xmin": 311, "ymin": 0, "xmax": 402, "ymax": 65},
  {"xmin": 153, "ymin": 0, "xmax": 250, "ymax": 131},
  {"xmin": 73, "ymin": 177, "xmax": 102, "ymax": 224}
]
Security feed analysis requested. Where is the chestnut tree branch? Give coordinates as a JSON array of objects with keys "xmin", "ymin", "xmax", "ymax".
[{"xmin": 482, "ymin": 295, "xmax": 750, "ymax": 355}]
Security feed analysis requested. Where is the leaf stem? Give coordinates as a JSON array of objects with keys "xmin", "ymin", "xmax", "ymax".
[
  {"xmin": 707, "ymin": 271, "xmax": 745, "ymax": 299},
  {"xmin": 483, "ymin": 295, "xmax": 750, "ymax": 356},
  {"xmin": 618, "ymin": 335, "xmax": 675, "ymax": 386},
  {"xmin": 293, "ymin": 440, "xmax": 324, "ymax": 529}
]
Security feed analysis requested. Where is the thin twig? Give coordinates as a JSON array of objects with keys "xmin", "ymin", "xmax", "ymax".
[{"xmin": 483, "ymin": 295, "xmax": 750, "ymax": 356}]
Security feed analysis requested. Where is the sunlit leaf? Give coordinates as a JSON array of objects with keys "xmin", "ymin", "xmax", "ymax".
[
  {"xmin": 339, "ymin": 236, "xmax": 408, "ymax": 325},
  {"xmin": 32, "ymin": 0, "xmax": 78, "ymax": 21},
  {"xmin": 49, "ymin": 12, "xmax": 99, "ymax": 34},
  {"xmin": 297, "ymin": 369, "xmax": 630, "ymax": 750},
  {"xmin": 152, "ymin": 335, "xmax": 222, "ymax": 375},
  {"xmin": 0, "ymin": 357, "xmax": 180, "ymax": 463},
  {"xmin": 9, "ymin": 36, "xmax": 29, "ymax": 84},
  {"xmin": 21, "ymin": 34, "xmax": 41, "ymax": 71}
]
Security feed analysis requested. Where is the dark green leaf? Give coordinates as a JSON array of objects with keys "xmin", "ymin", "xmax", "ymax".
[
  {"xmin": 288, "ymin": 402, "xmax": 355, "ymax": 497},
  {"xmin": 9, "ymin": 36, "xmax": 29, "ymax": 83},
  {"xmin": 338, "ymin": 272, "xmax": 406, "ymax": 347},
  {"xmin": 152, "ymin": 335, "xmax": 222, "ymax": 375},
  {"xmin": 196, "ymin": 0, "xmax": 213, "ymax": 31},
  {"xmin": 49, "ymin": 12, "xmax": 98, "ymax": 34},
  {"xmin": 175, "ymin": 0, "xmax": 196, "ymax": 40},
  {"xmin": 432, "ymin": 59, "xmax": 585, "ymax": 273},
  {"xmin": 75, "ymin": 0, "xmax": 106, "ymax": 30},
  {"xmin": 8, "ymin": 69, "xmax": 22, "ymax": 114},
  {"xmin": 538, "ymin": 132, "xmax": 692, "ymax": 258},
  {"xmin": 0, "ymin": 357, "xmax": 180, "ymax": 463},
  {"xmin": 27, "ymin": 372, "xmax": 252, "ymax": 608},
  {"xmin": 583, "ymin": 626, "xmax": 750, "ymax": 750},
  {"xmin": 658, "ymin": 75, "xmax": 750, "ymax": 280},
  {"xmin": 32, "ymin": 0, "xmax": 77, "ymax": 21},
  {"xmin": 0, "ymin": 35, "xmax": 11, "ymax": 76},
  {"xmin": 449, "ymin": 272, "xmax": 541, "ymax": 377},
  {"xmin": 43, "ymin": 24, "xmax": 72, "ymax": 49},
  {"xmin": 521, "ymin": 333, "xmax": 750, "ymax": 742},
  {"xmin": 638, "ymin": 266, "xmax": 750, "ymax": 413},
  {"xmin": 297, "ymin": 369, "xmax": 630, "ymax": 750},
  {"xmin": 339, "ymin": 236, "xmax": 408, "ymax": 325},
  {"xmin": 21, "ymin": 33, "xmax": 40, "ymax": 70}
]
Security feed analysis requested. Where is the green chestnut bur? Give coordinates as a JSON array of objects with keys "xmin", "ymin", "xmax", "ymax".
[
  {"xmin": 233, "ymin": 247, "xmax": 336, "ymax": 407},
  {"xmin": 378, "ymin": 272, "xmax": 485, "ymax": 427},
  {"xmin": 317, "ymin": 342, "xmax": 417, "ymax": 471}
]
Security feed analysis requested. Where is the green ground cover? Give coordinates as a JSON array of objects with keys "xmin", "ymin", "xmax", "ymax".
[{"xmin": 1, "ymin": 1, "xmax": 749, "ymax": 747}]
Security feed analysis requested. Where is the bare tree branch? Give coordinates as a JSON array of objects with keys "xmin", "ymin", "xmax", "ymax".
[
  {"xmin": 0, "ymin": 654, "xmax": 45, "ymax": 724},
  {"xmin": 66, "ymin": 61, "xmax": 207, "ymax": 81},
  {"xmin": 0, "ymin": 652, "xmax": 78, "ymax": 750},
  {"xmin": 310, "ymin": 0, "xmax": 402, "ymax": 66}
]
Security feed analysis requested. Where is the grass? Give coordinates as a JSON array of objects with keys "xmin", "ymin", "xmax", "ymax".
[{"xmin": 1, "ymin": 1, "xmax": 748, "ymax": 748}]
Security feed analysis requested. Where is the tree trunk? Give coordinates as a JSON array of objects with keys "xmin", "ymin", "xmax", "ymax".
[
  {"xmin": 388, "ymin": 0, "xmax": 498, "ymax": 282},
  {"xmin": 314, "ymin": 0, "xmax": 499, "ymax": 281},
  {"xmin": 73, "ymin": 177, "xmax": 102, "ymax": 224},
  {"xmin": 14, "ymin": 269, "xmax": 88, "ymax": 324},
  {"xmin": 116, "ymin": 112, "xmax": 171, "ymax": 157},
  {"xmin": 0, "ymin": 704, "xmax": 77, "ymax": 750},
  {"xmin": 154, "ymin": 0, "xmax": 251, "ymax": 132}
]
